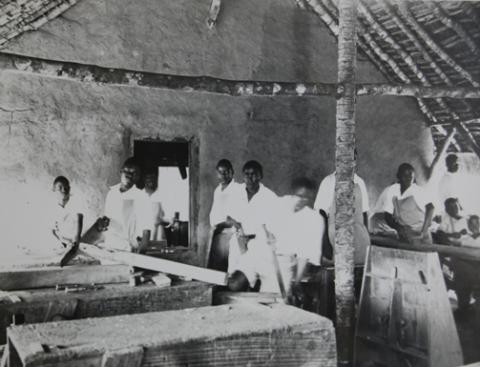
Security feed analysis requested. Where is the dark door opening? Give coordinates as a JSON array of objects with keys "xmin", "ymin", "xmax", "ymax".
[{"xmin": 133, "ymin": 139, "xmax": 190, "ymax": 247}]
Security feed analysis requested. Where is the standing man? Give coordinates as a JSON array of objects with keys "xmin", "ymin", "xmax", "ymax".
[
  {"xmin": 136, "ymin": 168, "xmax": 166, "ymax": 241},
  {"xmin": 207, "ymin": 159, "xmax": 241, "ymax": 271},
  {"xmin": 438, "ymin": 154, "xmax": 473, "ymax": 215},
  {"xmin": 225, "ymin": 160, "xmax": 278, "ymax": 273},
  {"xmin": 103, "ymin": 157, "xmax": 143, "ymax": 251},
  {"xmin": 314, "ymin": 152, "xmax": 370, "ymax": 265}
]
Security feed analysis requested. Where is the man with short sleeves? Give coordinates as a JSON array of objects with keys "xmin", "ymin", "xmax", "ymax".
[
  {"xmin": 225, "ymin": 160, "xmax": 278, "ymax": 273},
  {"xmin": 103, "ymin": 157, "xmax": 143, "ymax": 251},
  {"xmin": 207, "ymin": 159, "xmax": 242, "ymax": 271}
]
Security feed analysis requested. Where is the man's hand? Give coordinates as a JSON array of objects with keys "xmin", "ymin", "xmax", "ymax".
[
  {"xmin": 94, "ymin": 216, "xmax": 110, "ymax": 232},
  {"xmin": 226, "ymin": 216, "xmax": 242, "ymax": 231}
]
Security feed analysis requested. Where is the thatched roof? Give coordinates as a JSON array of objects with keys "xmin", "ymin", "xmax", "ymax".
[
  {"xmin": 304, "ymin": 0, "xmax": 480, "ymax": 153},
  {"xmin": 2, "ymin": 0, "xmax": 480, "ymax": 153}
]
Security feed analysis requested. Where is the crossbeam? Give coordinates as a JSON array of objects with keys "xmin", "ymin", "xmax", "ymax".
[{"xmin": 2, "ymin": 52, "xmax": 480, "ymax": 99}]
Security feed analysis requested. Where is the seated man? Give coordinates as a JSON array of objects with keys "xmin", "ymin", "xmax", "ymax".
[
  {"xmin": 50, "ymin": 176, "xmax": 83, "ymax": 248},
  {"xmin": 103, "ymin": 157, "xmax": 143, "ymax": 251},
  {"xmin": 135, "ymin": 168, "xmax": 166, "ymax": 242},
  {"xmin": 384, "ymin": 163, "xmax": 435, "ymax": 244},
  {"xmin": 208, "ymin": 159, "xmax": 242, "ymax": 271},
  {"xmin": 225, "ymin": 160, "xmax": 278, "ymax": 273},
  {"xmin": 460, "ymin": 215, "xmax": 480, "ymax": 248},
  {"xmin": 434, "ymin": 198, "xmax": 468, "ymax": 245},
  {"xmin": 228, "ymin": 177, "xmax": 324, "ymax": 300}
]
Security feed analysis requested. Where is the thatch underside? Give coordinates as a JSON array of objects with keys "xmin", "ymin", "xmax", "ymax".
[{"xmin": 308, "ymin": 0, "xmax": 480, "ymax": 153}]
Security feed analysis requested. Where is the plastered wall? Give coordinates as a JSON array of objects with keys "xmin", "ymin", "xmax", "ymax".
[{"xmin": 0, "ymin": 0, "xmax": 436, "ymax": 262}]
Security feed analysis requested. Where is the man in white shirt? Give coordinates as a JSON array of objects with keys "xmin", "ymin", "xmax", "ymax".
[
  {"xmin": 228, "ymin": 177, "xmax": 325, "ymax": 298},
  {"xmin": 434, "ymin": 198, "xmax": 468, "ymax": 245},
  {"xmin": 103, "ymin": 157, "xmax": 143, "ymax": 251},
  {"xmin": 384, "ymin": 163, "xmax": 435, "ymax": 244},
  {"xmin": 225, "ymin": 160, "xmax": 278, "ymax": 273},
  {"xmin": 207, "ymin": 159, "xmax": 242, "ymax": 271},
  {"xmin": 50, "ymin": 176, "xmax": 83, "ymax": 248},
  {"xmin": 135, "ymin": 168, "xmax": 166, "ymax": 242},
  {"xmin": 437, "ymin": 154, "xmax": 475, "ymax": 215},
  {"xmin": 314, "ymin": 162, "xmax": 370, "ymax": 265}
]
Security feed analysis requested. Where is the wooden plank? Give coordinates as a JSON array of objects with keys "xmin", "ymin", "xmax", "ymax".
[
  {"xmin": 371, "ymin": 235, "xmax": 480, "ymax": 262},
  {"xmin": 355, "ymin": 246, "xmax": 463, "ymax": 367},
  {"xmin": 7, "ymin": 303, "xmax": 337, "ymax": 367},
  {"xmin": 0, "ymin": 282, "xmax": 212, "ymax": 345},
  {"xmin": 0, "ymin": 264, "xmax": 130, "ymax": 291},
  {"xmin": 80, "ymin": 243, "xmax": 228, "ymax": 286},
  {"xmin": 212, "ymin": 291, "xmax": 282, "ymax": 306}
]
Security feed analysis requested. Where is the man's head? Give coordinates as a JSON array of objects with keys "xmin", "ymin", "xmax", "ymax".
[
  {"xmin": 444, "ymin": 197, "xmax": 460, "ymax": 218},
  {"xmin": 242, "ymin": 160, "xmax": 263, "ymax": 192},
  {"xmin": 468, "ymin": 215, "xmax": 480, "ymax": 235},
  {"xmin": 53, "ymin": 176, "xmax": 70, "ymax": 204},
  {"xmin": 143, "ymin": 168, "xmax": 158, "ymax": 193},
  {"xmin": 216, "ymin": 159, "xmax": 234, "ymax": 185},
  {"xmin": 290, "ymin": 177, "xmax": 317, "ymax": 212},
  {"xmin": 120, "ymin": 157, "xmax": 140, "ymax": 191},
  {"xmin": 396, "ymin": 163, "xmax": 415, "ymax": 188},
  {"xmin": 446, "ymin": 154, "xmax": 459, "ymax": 173}
]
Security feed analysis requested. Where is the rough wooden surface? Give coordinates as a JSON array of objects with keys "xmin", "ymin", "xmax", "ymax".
[
  {"xmin": 0, "ymin": 281, "xmax": 211, "ymax": 345},
  {"xmin": 371, "ymin": 235, "xmax": 480, "ymax": 262},
  {"xmin": 355, "ymin": 246, "xmax": 463, "ymax": 367},
  {"xmin": 334, "ymin": 0, "xmax": 358, "ymax": 365},
  {"xmin": 0, "ymin": 264, "xmax": 129, "ymax": 291},
  {"xmin": 80, "ymin": 243, "xmax": 228, "ymax": 286},
  {"xmin": 7, "ymin": 303, "xmax": 336, "ymax": 367}
]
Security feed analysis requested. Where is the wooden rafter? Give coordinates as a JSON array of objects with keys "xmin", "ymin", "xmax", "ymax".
[
  {"xmin": 452, "ymin": 121, "xmax": 480, "ymax": 159},
  {"xmin": 430, "ymin": 2, "xmax": 480, "ymax": 57},
  {"xmin": 0, "ymin": 0, "xmax": 81, "ymax": 48},
  {"xmin": 395, "ymin": 1, "xmax": 480, "ymax": 88}
]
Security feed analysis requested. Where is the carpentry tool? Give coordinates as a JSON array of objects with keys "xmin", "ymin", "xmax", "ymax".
[
  {"xmin": 55, "ymin": 283, "xmax": 104, "ymax": 293},
  {"xmin": 59, "ymin": 213, "xmax": 83, "ymax": 267},
  {"xmin": 263, "ymin": 225, "xmax": 288, "ymax": 303}
]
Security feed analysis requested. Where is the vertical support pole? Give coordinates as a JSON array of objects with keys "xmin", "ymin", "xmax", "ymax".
[{"xmin": 334, "ymin": 0, "xmax": 357, "ymax": 365}]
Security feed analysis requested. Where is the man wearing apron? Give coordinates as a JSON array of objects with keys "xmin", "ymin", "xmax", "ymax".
[{"xmin": 384, "ymin": 163, "xmax": 435, "ymax": 244}]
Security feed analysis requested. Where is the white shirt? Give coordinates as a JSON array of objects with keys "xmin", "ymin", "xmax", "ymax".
[
  {"xmin": 438, "ymin": 214, "xmax": 468, "ymax": 234},
  {"xmin": 438, "ymin": 171, "xmax": 478, "ymax": 215},
  {"xmin": 382, "ymin": 183, "xmax": 433, "ymax": 215},
  {"xmin": 104, "ymin": 184, "xmax": 142, "ymax": 250},
  {"xmin": 461, "ymin": 234, "xmax": 480, "ymax": 248},
  {"xmin": 50, "ymin": 196, "xmax": 84, "ymax": 245},
  {"xmin": 209, "ymin": 180, "xmax": 242, "ymax": 226},
  {"xmin": 233, "ymin": 197, "xmax": 325, "ymax": 293},
  {"xmin": 314, "ymin": 173, "xmax": 369, "ymax": 214},
  {"xmin": 228, "ymin": 183, "xmax": 279, "ymax": 236},
  {"xmin": 135, "ymin": 189, "xmax": 165, "ymax": 240}
]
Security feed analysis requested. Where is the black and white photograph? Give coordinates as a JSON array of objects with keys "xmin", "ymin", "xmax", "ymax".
[{"xmin": 0, "ymin": 0, "xmax": 480, "ymax": 366}]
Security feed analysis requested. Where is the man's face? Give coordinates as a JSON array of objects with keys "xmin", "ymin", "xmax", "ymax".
[
  {"xmin": 53, "ymin": 182, "xmax": 69, "ymax": 203},
  {"xmin": 120, "ymin": 166, "xmax": 139, "ymax": 189},
  {"xmin": 243, "ymin": 167, "xmax": 261, "ymax": 190},
  {"xmin": 446, "ymin": 156, "xmax": 459, "ymax": 173},
  {"xmin": 398, "ymin": 168, "xmax": 414, "ymax": 187},
  {"xmin": 144, "ymin": 173, "xmax": 158, "ymax": 191},
  {"xmin": 445, "ymin": 199, "xmax": 460, "ymax": 217},
  {"xmin": 291, "ymin": 187, "xmax": 314, "ymax": 212},
  {"xmin": 468, "ymin": 217, "xmax": 480, "ymax": 234},
  {"xmin": 216, "ymin": 165, "xmax": 233, "ymax": 185}
]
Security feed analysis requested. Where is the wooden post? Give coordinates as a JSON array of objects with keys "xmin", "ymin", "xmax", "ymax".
[{"xmin": 334, "ymin": 0, "xmax": 357, "ymax": 366}]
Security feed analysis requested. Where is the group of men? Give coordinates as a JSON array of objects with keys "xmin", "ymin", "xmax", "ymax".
[
  {"xmin": 51, "ymin": 158, "xmax": 168, "ymax": 251},
  {"xmin": 208, "ymin": 154, "xmax": 480, "ymax": 305},
  {"xmin": 207, "ymin": 158, "xmax": 371, "ymax": 300}
]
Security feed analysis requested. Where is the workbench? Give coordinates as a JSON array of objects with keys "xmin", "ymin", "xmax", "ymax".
[
  {"xmin": 6, "ymin": 303, "xmax": 337, "ymax": 367},
  {"xmin": 0, "ymin": 281, "xmax": 212, "ymax": 345}
]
